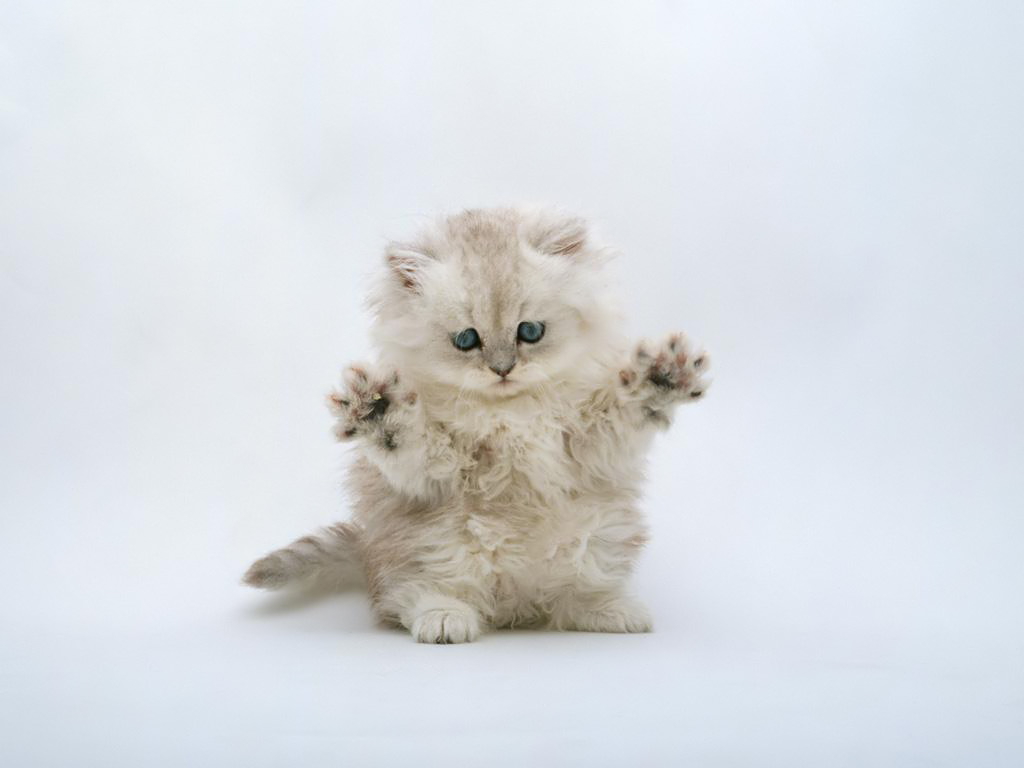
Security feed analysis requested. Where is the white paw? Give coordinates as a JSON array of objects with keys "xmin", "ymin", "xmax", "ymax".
[
  {"xmin": 601, "ymin": 603, "xmax": 653, "ymax": 633},
  {"xmin": 560, "ymin": 597, "xmax": 653, "ymax": 634},
  {"xmin": 411, "ymin": 606, "xmax": 481, "ymax": 644}
]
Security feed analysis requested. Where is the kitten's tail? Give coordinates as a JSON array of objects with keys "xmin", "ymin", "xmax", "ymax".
[{"xmin": 242, "ymin": 522, "xmax": 363, "ymax": 592}]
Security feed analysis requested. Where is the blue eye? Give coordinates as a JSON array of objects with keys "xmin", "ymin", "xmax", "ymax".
[
  {"xmin": 517, "ymin": 321, "xmax": 545, "ymax": 343},
  {"xmin": 452, "ymin": 328, "xmax": 480, "ymax": 351}
]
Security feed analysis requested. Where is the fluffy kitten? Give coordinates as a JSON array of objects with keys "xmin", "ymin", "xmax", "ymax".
[{"xmin": 243, "ymin": 207, "xmax": 709, "ymax": 643}]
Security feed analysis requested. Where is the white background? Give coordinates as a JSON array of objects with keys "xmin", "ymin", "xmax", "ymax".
[{"xmin": 2, "ymin": 1, "xmax": 1022, "ymax": 765}]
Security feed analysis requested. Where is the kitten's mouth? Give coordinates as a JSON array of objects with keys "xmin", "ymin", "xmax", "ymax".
[{"xmin": 491, "ymin": 377, "xmax": 523, "ymax": 394}]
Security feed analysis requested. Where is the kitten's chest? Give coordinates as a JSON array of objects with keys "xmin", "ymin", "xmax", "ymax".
[{"xmin": 455, "ymin": 415, "xmax": 575, "ymax": 502}]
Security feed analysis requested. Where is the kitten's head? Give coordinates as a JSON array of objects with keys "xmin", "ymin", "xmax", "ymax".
[{"xmin": 370, "ymin": 207, "xmax": 621, "ymax": 399}]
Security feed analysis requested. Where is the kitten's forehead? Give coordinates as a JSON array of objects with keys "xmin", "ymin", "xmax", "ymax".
[
  {"xmin": 464, "ymin": 266, "xmax": 524, "ymax": 329},
  {"xmin": 446, "ymin": 208, "xmax": 519, "ymax": 258},
  {"xmin": 445, "ymin": 210, "xmax": 526, "ymax": 323}
]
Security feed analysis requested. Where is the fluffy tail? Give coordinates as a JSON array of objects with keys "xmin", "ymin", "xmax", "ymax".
[{"xmin": 242, "ymin": 522, "xmax": 363, "ymax": 591}]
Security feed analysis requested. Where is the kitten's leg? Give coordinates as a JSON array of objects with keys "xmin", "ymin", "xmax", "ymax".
[
  {"xmin": 548, "ymin": 589, "xmax": 652, "ymax": 634},
  {"xmin": 617, "ymin": 332, "xmax": 710, "ymax": 429},
  {"xmin": 327, "ymin": 364, "xmax": 457, "ymax": 499},
  {"xmin": 401, "ymin": 593, "xmax": 483, "ymax": 644}
]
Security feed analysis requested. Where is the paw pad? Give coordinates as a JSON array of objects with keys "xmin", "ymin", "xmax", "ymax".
[
  {"xmin": 328, "ymin": 364, "xmax": 406, "ymax": 442},
  {"xmin": 625, "ymin": 333, "xmax": 710, "ymax": 402}
]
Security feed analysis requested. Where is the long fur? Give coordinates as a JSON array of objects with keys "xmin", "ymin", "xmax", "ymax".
[{"xmin": 244, "ymin": 207, "xmax": 709, "ymax": 643}]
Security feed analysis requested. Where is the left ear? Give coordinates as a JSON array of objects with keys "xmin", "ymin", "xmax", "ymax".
[
  {"xmin": 523, "ymin": 212, "xmax": 588, "ymax": 258},
  {"xmin": 385, "ymin": 242, "xmax": 435, "ymax": 293}
]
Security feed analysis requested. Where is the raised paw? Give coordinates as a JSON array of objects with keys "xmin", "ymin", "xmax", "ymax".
[
  {"xmin": 326, "ymin": 364, "xmax": 417, "ymax": 449},
  {"xmin": 620, "ymin": 332, "xmax": 710, "ymax": 404}
]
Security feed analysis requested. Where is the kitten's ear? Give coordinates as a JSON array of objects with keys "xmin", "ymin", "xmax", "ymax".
[
  {"xmin": 385, "ymin": 243, "xmax": 434, "ymax": 292},
  {"xmin": 525, "ymin": 212, "xmax": 588, "ymax": 258}
]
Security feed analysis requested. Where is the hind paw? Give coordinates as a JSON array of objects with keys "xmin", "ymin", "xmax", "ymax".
[{"xmin": 552, "ymin": 594, "xmax": 653, "ymax": 634}]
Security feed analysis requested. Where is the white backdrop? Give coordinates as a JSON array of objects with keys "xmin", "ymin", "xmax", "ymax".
[{"xmin": 2, "ymin": 1, "xmax": 1022, "ymax": 765}]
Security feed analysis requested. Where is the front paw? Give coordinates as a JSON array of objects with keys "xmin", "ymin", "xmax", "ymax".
[
  {"xmin": 620, "ymin": 333, "xmax": 710, "ymax": 403},
  {"xmin": 326, "ymin": 364, "xmax": 416, "ymax": 449},
  {"xmin": 410, "ymin": 606, "xmax": 482, "ymax": 644}
]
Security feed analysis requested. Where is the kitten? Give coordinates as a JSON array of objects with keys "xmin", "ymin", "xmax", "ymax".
[{"xmin": 243, "ymin": 207, "xmax": 709, "ymax": 643}]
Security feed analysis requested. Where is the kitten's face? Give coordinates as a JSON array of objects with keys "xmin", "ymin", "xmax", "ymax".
[
  {"xmin": 409, "ymin": 249, "xmax": 587, "ymax": 397},
  {"xmin": 371, "ymin": 208, "xmax": 618, "ymax": 399}
]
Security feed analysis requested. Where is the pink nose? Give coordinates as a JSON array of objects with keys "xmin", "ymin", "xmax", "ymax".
[{"xmin": 489, "ymin": 362, "xmax": 515, "ymax": 378}]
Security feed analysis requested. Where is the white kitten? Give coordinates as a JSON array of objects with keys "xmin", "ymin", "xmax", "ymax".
[{"xmin": 244, "ymin": 207, "xmax": 709, "ymax": 643}]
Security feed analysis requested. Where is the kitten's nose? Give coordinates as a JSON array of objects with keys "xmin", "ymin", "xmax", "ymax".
[{"xmin": 489, "ymin": 362, "xmax": 516, "ymax": 378}]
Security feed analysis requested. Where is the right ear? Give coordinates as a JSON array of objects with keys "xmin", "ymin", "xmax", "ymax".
[
  {"xmin": 523, "ymin": 211, "xmax": 589, "ymax": 258},
  {"xmin": 385, "ymin": 243, "xmax": 434, "ymax": 293}
]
